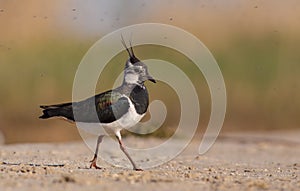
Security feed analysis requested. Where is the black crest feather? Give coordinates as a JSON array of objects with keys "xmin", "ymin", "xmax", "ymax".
[{"xmin": 121, "ymin": 35, "xmax": 140, "ymax": 64}]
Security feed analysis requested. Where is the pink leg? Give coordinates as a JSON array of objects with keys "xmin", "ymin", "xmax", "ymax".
[
  {"xmin": 89, "ymin": 135, "xmax": 104, "ymax": 169},
  {"xmin": 116, "ymin": 135, "xmax": 143, "ymax": 171}
]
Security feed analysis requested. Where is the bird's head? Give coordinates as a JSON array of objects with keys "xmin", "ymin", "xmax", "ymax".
[{"xmin": 121, "ymin": 37, "xmax": 156, "ymax": 85}]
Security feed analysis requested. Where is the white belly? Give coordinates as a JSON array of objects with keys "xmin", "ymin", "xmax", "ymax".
[
  {"xmin": 102, "ymin": 98, "xmax": 144, "ymax": 136},
  {"xmin": 77, "ymin": 97, "xmax": 145, "ymax": 138}
]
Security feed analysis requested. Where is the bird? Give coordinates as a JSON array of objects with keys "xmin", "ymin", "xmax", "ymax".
[{"xmin": 39, "ymin": 38, "xmax": 156, "ymax": 171}]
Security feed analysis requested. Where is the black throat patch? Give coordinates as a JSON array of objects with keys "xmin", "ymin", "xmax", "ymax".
[{"xmin": 129, "ymin": 85, "xmax": 149, "ymax": 115}]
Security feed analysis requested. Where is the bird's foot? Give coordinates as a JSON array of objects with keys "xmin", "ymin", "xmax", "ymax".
[
  {"xmin": 89, "ymin": 158, "xmax": 102, "ymax": 169},
  {"xmin": 134, "ymin": 168, "xmax": 143, "ymax": 171}
]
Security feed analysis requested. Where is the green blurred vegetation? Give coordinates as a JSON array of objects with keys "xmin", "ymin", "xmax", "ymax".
[
  {"xmin": 0, "ymin": 40, "xmax": 85, "ymax": 109},
  {"xmin": 1, "ymin": 31, "xmax": 300, "ymax": 143}
]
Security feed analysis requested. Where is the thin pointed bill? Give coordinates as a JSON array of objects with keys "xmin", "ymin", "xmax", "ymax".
[{"xmin": 147, "ymin": 75, "xmax": 156, "ymax": 83}]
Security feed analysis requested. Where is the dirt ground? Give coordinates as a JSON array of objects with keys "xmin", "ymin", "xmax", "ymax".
[{"xmin": 0, "ymin": 130, "xmax": 299, "ymax": 191}]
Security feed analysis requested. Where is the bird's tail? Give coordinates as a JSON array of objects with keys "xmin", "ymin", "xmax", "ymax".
[
  {"xmin": 39, "ymin": 103, "xmax": 74, "ymax": 121},
  {"xmin": 39, "ymin": 108, "xmax": 56, "ymax": 119}
]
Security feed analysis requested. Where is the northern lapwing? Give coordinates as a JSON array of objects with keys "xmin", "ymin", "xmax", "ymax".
[{"xmin": 39, "ymin": 39, "xmax": 156, "ymax": 171}]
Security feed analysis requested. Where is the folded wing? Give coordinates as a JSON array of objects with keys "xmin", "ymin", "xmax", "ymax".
[{"xmin": 40, "ymin": 90, "xmax": 130, "ymax": 123}]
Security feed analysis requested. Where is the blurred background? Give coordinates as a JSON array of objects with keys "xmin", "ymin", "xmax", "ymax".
[{"xmin": 0, "ymin": 0, "xmax": 299, "ymax": 144}]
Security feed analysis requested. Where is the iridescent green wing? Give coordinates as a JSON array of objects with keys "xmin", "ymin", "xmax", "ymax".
[
  {"xmin": 73, "ymin": 90, "xmax": 130, "ymax": 123},
  {"xmin": 95, "ymin": 90, "xmax": 130, "ymax": 123}
]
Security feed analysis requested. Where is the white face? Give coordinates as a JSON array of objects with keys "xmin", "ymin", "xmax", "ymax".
[
  {"xmin": 124, "ymin": 60, "xmax": 147, "ymax": 85},
  {"xmin": 123, "ymin": 59, "xmax": 155, "ymax": 85},
  {"xmin": 124, "ymin": 73, "xmax": 139, "ymax": 84}
]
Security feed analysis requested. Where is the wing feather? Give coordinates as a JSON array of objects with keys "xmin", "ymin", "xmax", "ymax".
[{"xmin": 72, "ymin": 90, "xmax": 130, "ymax": 123}]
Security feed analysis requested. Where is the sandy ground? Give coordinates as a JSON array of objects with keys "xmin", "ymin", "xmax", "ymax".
[{"xmin": 0, "ymin": 130, "xmax": 299, "ymax": 191}]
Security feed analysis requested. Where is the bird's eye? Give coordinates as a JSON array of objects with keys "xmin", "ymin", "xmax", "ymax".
[{"xmin": 134, "ymin": 68, "xmax": 140, "ymax": 73}]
